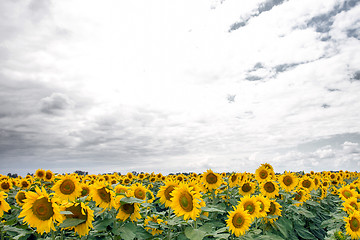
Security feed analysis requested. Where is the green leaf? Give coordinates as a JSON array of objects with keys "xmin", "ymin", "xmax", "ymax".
[
  {"xmin": 274, "ymin": 218, "xmax": 292, "ymax": 238},
  {"xmin": 184, "ymin": 227, "xmax": 207, "ymax": 240},
  {"xmin": 119, "ymin": 226, "xmax": 136, "ymax": 240},
  {"xmin": 305, "ymin": 200, "xmax": 321, "ymax": 207},
  {"xmin": 59, "ymin": 218, "xmax": 86, "ymax": 228},
  {"xmin": 199, "ymin": 223, "xmax": 214, "ymax": 233},
  {"xmin": 201, "ymin": 206, "xmax": 225, "ymax": 213},
  {"xmin": 257, "ymin": 233, "xmax": 285, "ymax": 240},
  {"xmin": 120, "ymin": 197, "xmax": 144, "ymax": 204},
  {"xmin": 297, "ymin": 208, "xmax": 315, "ymax": 218},
  {"xmin": 295, "ymin": 227, "xmax": 315, "ymax": 239}
]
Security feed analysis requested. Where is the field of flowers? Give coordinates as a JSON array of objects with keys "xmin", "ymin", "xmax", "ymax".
[{"xmin": 0, "ymin": 163, "xmax": 359, "ymax": 239}]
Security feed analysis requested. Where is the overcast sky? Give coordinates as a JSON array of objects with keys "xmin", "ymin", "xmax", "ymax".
[{"xmin": 1, "ymin": 0, "xmax": 360, "ymax": 176}]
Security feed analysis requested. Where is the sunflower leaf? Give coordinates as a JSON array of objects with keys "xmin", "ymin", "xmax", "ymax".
[
  {"xmin": 184, "ymin": 227, "xmax": 206, "ymax": 240},
  {"xmin": 59, "ymin": 218, "xmax": 86, "ymax": 228},
  {"xmin": 120, "ymin": 197, "xmax": 144, "ymax": 204}
]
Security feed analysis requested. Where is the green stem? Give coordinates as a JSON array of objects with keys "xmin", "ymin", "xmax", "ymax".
[{"xmin": 51, "ymin": 229, "xmax": 55, "ymax": 240}]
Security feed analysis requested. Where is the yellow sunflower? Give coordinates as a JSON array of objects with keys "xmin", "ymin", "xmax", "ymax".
[
  {"xmin": 144, "ymin": 215, "xmax": 164, "ymax": 236},
  {"xmin": 20, "ymin": 179, "xmax": 31, "ymax": 189},
  {"xmin": 345, "ymin": 211, "xmax": 360, "ymax": 239},
  {"xmin": 170, "ymin": 183, "xmax": 204, "ymax": 221},
  {"xmin": 226, "ymin": 205, "xmax": 252, "ymax": 237},
  {"xmin": 238, "ymin": 195, "xmax": 261, "ymax": 220},
  {"xmin": 18, "ymin": 186, "xmax": 63, "ymax": 234},
  {"xmin": 157, "ymin": 180, "xmax": 179, "ymax": 207},
  {"xmin": 265, "ymin": 200, "xmax": 282, "ymax": 223},
  {"xmin": 343, "ymin": 197, "xmax": 359, "ymax": 215},
  {"xmin": 261, "ymin": 163, "xmax": 274, "ymax": 171},
  {"xmin": 254, "ymin": 195, "xmax": 271, "ymax": 218},
  {"xmin": 15, "ymin": 190, "xmax": 27, "ymax": 206},
  {"xmin": 35, "ymin": 169, "xmax": 46, "ymax": 180},
  {"xmin": 60, "ymin": 202, "xmax": 94, "ymax": 237},
  {"xmin": 229, "ymin": 173, "xmax": 240, "ymax": 188},
  {"xmin": 79, "ymin": 183, "xmax": 91, "ymax": 198},
  {"xmin": 44, "ymin": 170, "xmax": 55, "ymax": 182},
  {"xmin": 114, "ymin": 184, "xmax": 129, "ymax": 195},
  {"xmin": 202, "ymin": 169, "xmax": 223, "ymax": 191},
  {"xmin": 0, "ymin": 179, "xmax": 12, "ymax": 192},
  {"xmin": 293, "ymin": 188, "xmax": 310, "ymax": 206},
  {"xmin": 278, "ymin": 171, "xmax": 298, "ymax": 192},
  {"xmin": 115, "ymin": 191, "xmax": 141, "ymax": 222},
  {"xmin": 0, "ymin": 191, "xmax": 11, "ymax": 218},
  {"xmin": 299, "ymin": 176, "xmax": 315, "ymax": 192},
  {"xmin": 90, "ymin": 182, "xmax": 115, "ymax": 210},
  {"xmin": 52, "ymin": 174, "xmax": 82, "ymax": 201},
  {"xmin": 255, "ymin": 166, "xmax": 274, "ymax": 183},
  {"xmin": 238, "ymin": 181, "xmax": 256, "ymax": 196},
  {"xmin": 260, "ymin": 180, "xmax": 279, "ymax": 199},
  {"xmin": 339, "ymin": 185, "xmax": 358, "ymax": 201},
  {"xmin": 130, "ymin": 183, "xmax": 148, "ymax": 202}
]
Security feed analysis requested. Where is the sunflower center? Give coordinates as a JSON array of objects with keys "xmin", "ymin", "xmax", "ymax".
[
  {"xmin": 66, "ymin": 205, "xmax": 87, "ymax": 223},
  {"xmin": 323, "ymin": 182, "xmax": 328, "ymax": 187},
  {"xmin": 343, "ymin": 190, "xmax": 352, "ymax": 199},
  {"xmin": 81, "ymin": 187, "xmax": 90, "ymax": 197},
  {"xmin": 350, "ymin": 202, "xmax": 358, "ymax": 210},
  {"xmin": 134, "ymin": 189, "xmax": 145, "ymax": 200},
  {"xmin": 32, "ymin": 197, "xmax": 54, "ymax": 221},
  {"xmin": 17, "ymin": 192, "xmax": 26, "ymax": 203},
  {"xmin": 244, "ymin": 202, "xmax": 255, "ymax": 214},
  {"xmin": 206, "ymin": 173, "xmax": 218, "ymax": 184},
  {"xmin": 60, "ymin": 179, "xmax": 76, "ymax": 195},
  {"xmin": 259, "ymin": 202, "xmax": 264, "ymax": 211},
  {"xmin": 294, "ymin": 192, "xmax": 302, "ymax": 201},
  {"xmin": 283, "ymin": 176, "xmax": 293, "ymax": 186},
  {"xmin": 264, "ymin": 182, "xmax": 275, "ymax": 193},
  {"xmin": 45, "ymin": 172, "xmax": 52, "ymax": 180},
  {"xmin": 302, "ymin": 180, "xmax": 311, "ymax": 188},
  {"xmin": 242, "ymin": 183, "xmax": 251, "ymax": 193},
  {"xmin": 350, "ymin": 217, "xmax": 360, "ymax": 231},
  {"xmin": 231, "ymin": 175, "xmax": 237, "ymax": 183},
  {"xmin": 232, "ymin": 213, "xmax": 244, "ymax": 228},
  {"xmin": 1, "ymin": 182, "xmax": 10, "ymax": 190},
  {"xmin": 267, "ymin": 202, "xmax": 276, "ymax": 215},
  {"xmin": 164, "ymin": 185, "xmax": 175, "ymax": 201},
  {"xmin": 122, "ymin": 203, "xmax": 135, "ymax": 215},
  {"xmin": 97, "ymin": 187, "xmax": 111, "ymax": 203},
  {"xmin": 179, "ymin": 192, "xmax": 193, "ymax": 212},
  {"xmin": 37, "ymin": 172, "xmax": 44, "ymax": 178},
  {"xmin": 21, "ymin": 181, "xmax": 29, "ymax": 188},
  {"xmin": 259, "ymin": 170, "xmax": 268, "ymax": 179}
]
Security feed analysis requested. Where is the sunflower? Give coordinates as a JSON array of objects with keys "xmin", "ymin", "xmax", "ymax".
[
  {"xmin": 229, "ymin": 173, "xmax": 240, "ymax": 188},
  {"xmin": 90, "ymin": 182, "xmax": 115, "ymax": 210},
  {"xmin": 170, "ymin": 183, "xmax": 204, "ymax": 221},
  {"xmin": 345, "ymin": 211, "xmax": 360, "ymax": 239},
  {"xmin": 202, "ymin": 169, "xmax": 223, "ymax": 191},
  {"xmin": 157, "ymin": 180, "xmax": 179, "ymax": 207},
  {"xmin": 261, "ymin": 163, "xmax": 274, "ymax": 171},
  {"xmin": 265, "ymin": 200, "xmax": 282, "ymax": 223},
  {"xmin": 343, "ymin": 197, "xmax": 359, "ymax": 214},
  {"xmin": 60, "ymin": 202, "xmax": 94, "ymax": 237},
  {"xmin": 144, "ymin": 215, "xmax": 164, "ymax": 236},
  {"xmin": 20, "ymin": 179, "xmax": 31, "ymax": 189},
  {"xmin": 130, "ymin": 183, "xmax": 148, "ymax": 202},
  {"xmin": 238, "ymin": 195, "xmax": 261, "ymax": 220},
  {"xmin": 52, "ymin": 174, "xmax": 82, "ymax": 201},
  {"xmin": 44, "ymin": 170, "xmax": 55, "ymax": 182},
  {"xmin": 0, "ymin": 191, "xmax": 11, "ymax": 218},
  {"xmin": 15, "ymin": 191, "xmax": 27, "ymax": 206},
  {"xmin": 254, "ymin": 195, "xmax": 271, "ymax": 218},
  {"xmin": 255, "ymin": 166, "xmax": 274, "ymax": 183},
  {"xmin": 115, "ymin": 191, "xmax": 141, "ymax": 222},
  {"xmin": 239, "ymin": 181, "xmax": 256, "ymax": 196},
  {"xmin": 226, "ymin": 205, "xmax": 252, "ymax": 237},
  {"xmin": 0, "ymin": 179, "xmax": 12, "ymax": 192},
  {"xmin": 18, "ymin": 186, "xmax": 63, "ymax": 234},
  {"xmin": 260, "ymin": 180, "xmax": 279, "ymax": 199},
  {"xmin": 293, "ymin": 188, "xmax": 310, "ymax": 206},
  {"xmin": 35, "ymin": 169, "xmax": 46, "ymax": 180},
  {"xmin": 339, "ymin": 185, "xmax": 358, "ymax": 201},
  {"xmin": 299, "ymin": 176, "xmax": 315, "ymax": 192},
  {"xmin": 278, "ymin": 171, "xmax": 298, "ymax": 192},
  {"xmin": 114, "ymin": 184, "xmax": 129, "ymax": 195},
  {"xmin": 80, "ymin": 183, "xmax": 91, "ymax": 198}
]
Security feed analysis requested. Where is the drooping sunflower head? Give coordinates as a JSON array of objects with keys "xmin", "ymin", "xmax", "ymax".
[
  {"xmin": 18, "ymin": 186, "xmax": 63, "ymax": 234},
  {"xmin": 254, "ymin": 195, "xmax": 271, "ymax": 218},
  {"xmin": 156, "ymin": 180, "xmax": 179, "ymax": 207},
  {"xmin": 52, "ymin": 174, "xmax": 82, "ymax": 201},
  {"xmin": 91, "ymin": 183, "xmax": 115, "ymax": 210},
  {"xmin": 345, "ymin": 211, "xmax": 360, "ymax": 239},
  {"xmin": 60, "ymin": 202, "xmax": 94, "ymax": 237},
  {"xmin": 115, "ymin": 192, "xmax": 141, "ymax": 222},
  {"xmin": 226, "ymin": 205, "xmax": 252, "ymax": 237},
  {"xmin": 260, "ymin": 181, "xmax": 279, "ymax": 199},
  {"xmin": 265, "ymin": 200, "xmax": 282, "ymax": 223},
  {"xmin": 170, "ymin": 182, "xmax": 204, "ymax": 221},
  {"xmin": 279, "ymin": 171, "xmax": 298, "ymax": 192},
  {"xmin": 228, "ymin": 173, "xmax": 239, "ymax": 188},
  {"xmin": 202, "ymin": 169, "xmax": 223, "ymax": 191},
  {"xmin": 239, "ymin": 181, "xmax": 256, "ymax": 196}
]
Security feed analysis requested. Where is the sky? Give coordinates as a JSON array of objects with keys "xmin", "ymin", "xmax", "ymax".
[{"xmin": 1, "ymin": 0, "xmax": 360, "ymax": 176}]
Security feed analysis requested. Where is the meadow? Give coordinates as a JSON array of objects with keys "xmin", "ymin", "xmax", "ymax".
[{"xmin": 0, "ymin": 163, "xmax": 359, "ymax": 239}]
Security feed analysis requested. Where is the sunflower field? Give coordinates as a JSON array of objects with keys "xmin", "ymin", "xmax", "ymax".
[{"xmin": 0, "ymin": 164, "xmax": 359, "ymax": 240}]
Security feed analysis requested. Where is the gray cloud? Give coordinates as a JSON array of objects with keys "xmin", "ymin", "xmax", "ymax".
[{"xmin": 40, "ymin": 93, "xmax": 74, "ymax": 115}]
